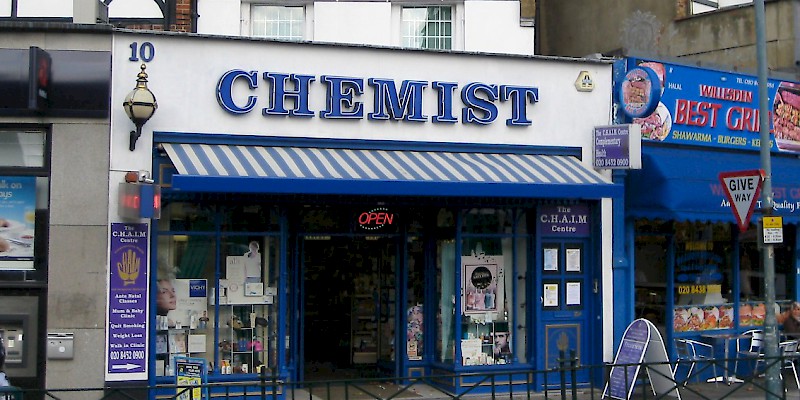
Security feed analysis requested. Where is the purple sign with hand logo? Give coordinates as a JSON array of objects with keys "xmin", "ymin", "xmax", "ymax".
[{"xmin": 106, "ymin": 223, "xmax": 149, "ymax": 380}]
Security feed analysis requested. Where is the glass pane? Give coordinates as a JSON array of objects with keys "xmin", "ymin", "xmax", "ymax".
[
  {"xmin": 402, "ymin": 6, "xmax": 452, "ymax": 50},
  {"xmin": 406, "ymin": 236, "xmax": 424, "ymax": 361},
  {"xmin": 672, "ymin": 222, "xmax": 733, "ymax": 332},
  {"xmin": 154, "ymin": 234, "xmax": 215, "ymax": 377},
  {"xmin": 220, "ymin": 235, "xmax": 280, "ymax": 373},
  {"xmin": 252, "ymin": 5, "xmax": 303, "ymax": 40},
  {"xmin": 436, "ymin": 238, "xmax": 456, "ymax": 363},
  {"xmin": 221, "ymin": 204, "xmax": 280, "ymax": 232},
  {"xmin": 158, "ymin": 202, "xmax": 215, "ymax": 232},
  {"xmin": 634, "ymin": 227, "xmax": 668, "ymax": 333},
  {"xmin": 0, "ymin": 129, "xmax": 45, "ymax": 167}
]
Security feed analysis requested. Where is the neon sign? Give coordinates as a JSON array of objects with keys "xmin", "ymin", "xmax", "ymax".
[{"xmin": 357, "ymin": 207, "xmax": 396, "ymax": 231}]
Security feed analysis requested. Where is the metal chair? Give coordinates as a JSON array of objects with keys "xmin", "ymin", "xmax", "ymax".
[
  {"xmin": 674, "ymin": 338, "xmax": 718, "ymax": 386},
  {"xmin": 734, "ymin": 329, "xmax": 764, "ymax": 378},
  {"xmin": 779, "ymin": 339, "xmax": 800, "ymax": 389}
]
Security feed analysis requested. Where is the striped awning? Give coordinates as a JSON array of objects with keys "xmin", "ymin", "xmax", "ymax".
[{"xmin": 162, "ymin": 143, "xmax": 620, "ymax": 199}]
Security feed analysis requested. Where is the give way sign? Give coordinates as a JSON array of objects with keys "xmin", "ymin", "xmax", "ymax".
[{"xmin": 718, "ymin": 169, "xmax": 764, "ymax": 232}]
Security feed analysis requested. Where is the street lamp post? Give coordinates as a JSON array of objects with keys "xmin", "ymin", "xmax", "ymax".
[{"xmin": 753, "ymin": 0, "xmax": 780, "ymax": 398}]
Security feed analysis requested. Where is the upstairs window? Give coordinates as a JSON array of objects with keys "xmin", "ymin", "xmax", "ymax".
[
  {"xmin": 690, "ymin": 0, "xmax": 752, "ymax": 15},
  {"xmin": 401, "ymin": 6, "xmax": 452, "ymax": 50},
  {"xmin": 251, "ymin": 5, "xmax": 304, "ymax": 40}
]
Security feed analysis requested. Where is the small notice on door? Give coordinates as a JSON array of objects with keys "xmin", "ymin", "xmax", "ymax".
[
  {"xmin": 543, "ymin": 284, "xmax": 558, "ymax": 307},
  {"xmin": 566, "ymin": 282, "xmax": 581, "ymax": 306}
]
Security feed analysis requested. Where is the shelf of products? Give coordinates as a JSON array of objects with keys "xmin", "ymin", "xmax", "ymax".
[
  {"xmin": 351, "ymin": 293, "xmax": 378, "ymax": 364},
  {"xmin": 219, "ymin": 304, "xmax": 269, "ymax": 374},
  {"xmin": 460, "ymin": 319, "xmax": 511, "ymax": 366},
  {"xmin": 155, "ymin": 324, "xmax": 207, "ymax": 376}
]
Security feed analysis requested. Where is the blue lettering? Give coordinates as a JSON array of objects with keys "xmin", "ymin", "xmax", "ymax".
[
  {"xmin": 319, "ymin": 75, "xmax": 364, "ymax": 119},
  {"xmin": 432, "ymin": 81, "xmax": 458, "ymax": 123},
  {"xmin": 368, "ymin": 78, "xmax": 427, "ymax": 122},
  {"xmin": 216, "ymin": 70, "xmax": 258, "ymax": 114},
  {"xmin": 262, "ymin": 72, "xmax": 315, "ymax": 117},
  {"xmin": 215, "ymin": 70, "xmax": 538, "ymax": 127},
  {"xmin": 501, "ymin": 85, "xmax": 538, "ymax": 126},
  {"xmin": 462, "ymin": 82, "xmax": 499, "ymax": 125}
]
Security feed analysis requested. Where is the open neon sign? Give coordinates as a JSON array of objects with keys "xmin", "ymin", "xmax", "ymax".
[{"xmin": 358, "ymin": 207, "xmax": 395, "ymax": 231}]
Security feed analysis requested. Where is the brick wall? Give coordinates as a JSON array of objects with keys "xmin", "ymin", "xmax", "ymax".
[{"xmin": 120, "ymin": 0, "xmax": 193, "ymax": 33}]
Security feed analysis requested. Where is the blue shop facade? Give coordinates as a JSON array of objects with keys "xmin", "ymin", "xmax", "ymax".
[
  {"xmin": 617, "ymin": 58, "xmax": 800, "ymax": 370},
  {"xmin": 106, "ymin": 32, "xmax": 625, "ymax": 397}
]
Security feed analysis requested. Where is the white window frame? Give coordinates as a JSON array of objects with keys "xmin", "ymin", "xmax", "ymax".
[
  {"xmin": 399, "ymin": 5, "xmax": 456, "ymax": 50},
  {"xmin": 241, "ymin": 2, "xmax": 312, "ymax": 40}
]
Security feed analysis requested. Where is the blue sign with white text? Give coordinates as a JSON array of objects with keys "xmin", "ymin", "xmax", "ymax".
[{"xmin": 622, "ymin": 58, "xmax": 800, "ymax": 154}]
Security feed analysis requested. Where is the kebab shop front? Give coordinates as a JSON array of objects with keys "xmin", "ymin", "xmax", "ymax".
[{"xmin": 619, "ymin": 57, "xmax": 800, "ymax": 357}]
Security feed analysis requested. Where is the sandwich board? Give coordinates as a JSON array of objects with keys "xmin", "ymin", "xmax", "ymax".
[{"xmin": 603, "ymin": 318, "xmax": 679, "ymax": 400}]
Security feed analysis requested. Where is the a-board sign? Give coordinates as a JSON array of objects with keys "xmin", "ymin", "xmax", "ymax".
[{"xmin": 603, "ymin": 319, "xmax": 679, "ymax": 400}]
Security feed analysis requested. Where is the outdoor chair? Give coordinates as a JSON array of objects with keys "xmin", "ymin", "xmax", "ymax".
[
  {"xmin": 779, "ymin": 339, "xmax": 800, "ymax": 389},
  {"xmin": 734, "ymin": 329, "xmax": 764, "ymax": 379},
  {"xmin": 674, "ymin": 338, "xmax": 718, "ymax": 386}
]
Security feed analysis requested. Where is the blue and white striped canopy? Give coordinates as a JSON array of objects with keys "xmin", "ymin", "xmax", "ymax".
[{"xmin": 162, "ymin": 143, "xmax": 619, "ymax": 199}]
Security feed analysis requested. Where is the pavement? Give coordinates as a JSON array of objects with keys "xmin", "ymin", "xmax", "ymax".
[{"xmin": 289, "ymin": 377, "xmax": 800, "ymax": 400}]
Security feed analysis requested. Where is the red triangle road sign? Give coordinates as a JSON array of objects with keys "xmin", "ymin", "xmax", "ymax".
[{"xmin": 718, "ymin": 169, "xmax": 764, "ymax": 232}]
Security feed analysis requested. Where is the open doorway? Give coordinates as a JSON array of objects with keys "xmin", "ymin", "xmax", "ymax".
[{"xmin": 302, "ymin": 236, "xmax": 397, "ymax": 380}]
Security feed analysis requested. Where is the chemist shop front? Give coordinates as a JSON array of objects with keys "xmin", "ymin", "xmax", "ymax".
[
  {"xmin": 109, "ymin": 32, "xmax": 623, "ymax": 395},
  {"xmin": 618, "ymin": 58, "xmax": 800, "ymax": 369}
]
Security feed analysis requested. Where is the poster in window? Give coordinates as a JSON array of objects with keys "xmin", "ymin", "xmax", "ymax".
[
  {"xmin": 0, "ymin": 176, "xmax": 36, "ymax": 270},
  {"xmin": 566, "ymin": 281, "xmax": 581, "ymax": 306},
  {"xmin": 156, "ymin": 333, "xmax": 169, "ymax": 355},
  {"xmin": 566, "ymin": 248, "xmax": 582, "ymax": 272},
  {"xmin": 461, "ymin": 255, "xmax": 504, "ymax": 315},
  {"xmin": 543, "ymin": 283, "xmax": 559, "ymax": 307},
  {"xmin": 543, "ymin": 247, "xmax": 558, "ymax": 271}
]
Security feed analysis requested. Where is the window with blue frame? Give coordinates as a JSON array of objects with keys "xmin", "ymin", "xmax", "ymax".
[
  {"xmin": 634, "ymin": 220, "xmax": 797, "ymax": 343},
  {"xmin": 437, "ymin": 207, "xmax": 528, "ymax": 366},
  {"xmin": 153, "ymin": 202, "xmax": 281, "ymax": 378}
]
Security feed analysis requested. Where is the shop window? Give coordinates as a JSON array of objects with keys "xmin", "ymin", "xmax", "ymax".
[
  {"xmin": 222, "ymin": 204, "xmax": 280, "ymax": 232},
  {"xmin": 672, "ymin": 222, "xmax": 733, "ymax": 332},
  {"xmin": 406, "ymin": 236, "xmax": 424, "ymax": 361},
  {"xmin": 440, "ymin": 208, "xmax": 527, "ymax": 366},
  {"xmin": 0, "ymin": 129, "xmax": 48, "ymax": 280},
  {"xmin": 634, "ymin": 233, "xmax": 668, "ymax": 333},
  {"xmin": 155, "ymin": 203, "xmax": 281, "ymax": 378},
  {"xmin": 157, "ymin": 202, "xmax": 216, "ymax": 232},
  {"xmin": 738, "ymin": 224, "xmax": 797, "ymax": 326},
  {"xmin": 640, "ymin": 219, "xmax": 800, "ymax": 336},
  {"xmin": 436, "ymin": 237, "xmax": 456, "ymax": 363}
]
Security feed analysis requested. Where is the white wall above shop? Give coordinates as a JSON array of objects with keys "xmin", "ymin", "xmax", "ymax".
[{"xmin": 110, "ymin": 33, "xmax": 612, "ymax": 171}]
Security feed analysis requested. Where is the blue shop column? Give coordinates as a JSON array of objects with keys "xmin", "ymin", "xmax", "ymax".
[{"xmin": 612, "ymin": 169, "xmax": 633, "ymax": 349}]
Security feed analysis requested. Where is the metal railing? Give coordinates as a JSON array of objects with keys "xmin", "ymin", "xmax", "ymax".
[{"xmin": 1, "ymin": 351, "xmax": 798, "ymax": 400}]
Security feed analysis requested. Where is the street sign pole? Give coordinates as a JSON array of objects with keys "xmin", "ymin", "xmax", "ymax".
[{"xmin": 754, "ymin": 0, "xmax": 780, "ymax": 397}]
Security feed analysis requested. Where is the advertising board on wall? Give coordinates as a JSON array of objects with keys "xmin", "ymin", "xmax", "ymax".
[
  {"xmin": 622, "ymin": 57, "xmax": 800, "ymax": 154},
  {"xmin": 0, "ymin": 176, "xmax": 36, "ymax": 270}
]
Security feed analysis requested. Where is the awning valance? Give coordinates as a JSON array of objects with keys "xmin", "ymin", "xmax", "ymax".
[
  {"xmin": 162, "ymin": 142, "xmax": 620, "ymax": 199},
  {"xmin": 627, "ymin": 145, "xmax": 800, "ymax": 224}
]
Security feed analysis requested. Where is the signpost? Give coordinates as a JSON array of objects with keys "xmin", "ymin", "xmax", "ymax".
[{"xmin": 718, "ymin": 170, "xmax": 764, "ymax": 232}]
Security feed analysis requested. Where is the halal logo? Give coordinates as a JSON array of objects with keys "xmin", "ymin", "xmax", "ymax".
[{"xmin": 470, "ymin": 266, "xmax": 493, "ymax": 289}]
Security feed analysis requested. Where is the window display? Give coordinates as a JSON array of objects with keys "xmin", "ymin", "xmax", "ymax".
[{"xmin": 154, "ymin": 203, "xmax": 280, "ymax": 378}]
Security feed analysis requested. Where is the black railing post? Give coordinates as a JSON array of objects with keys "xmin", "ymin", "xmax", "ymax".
[
  {"xmin": 569, "ymin": 349, "xmax": 577, "ymax": 400},
  {"xmin": 559, "ymin": 350, "xmax": 567, "ymax": 400}
]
